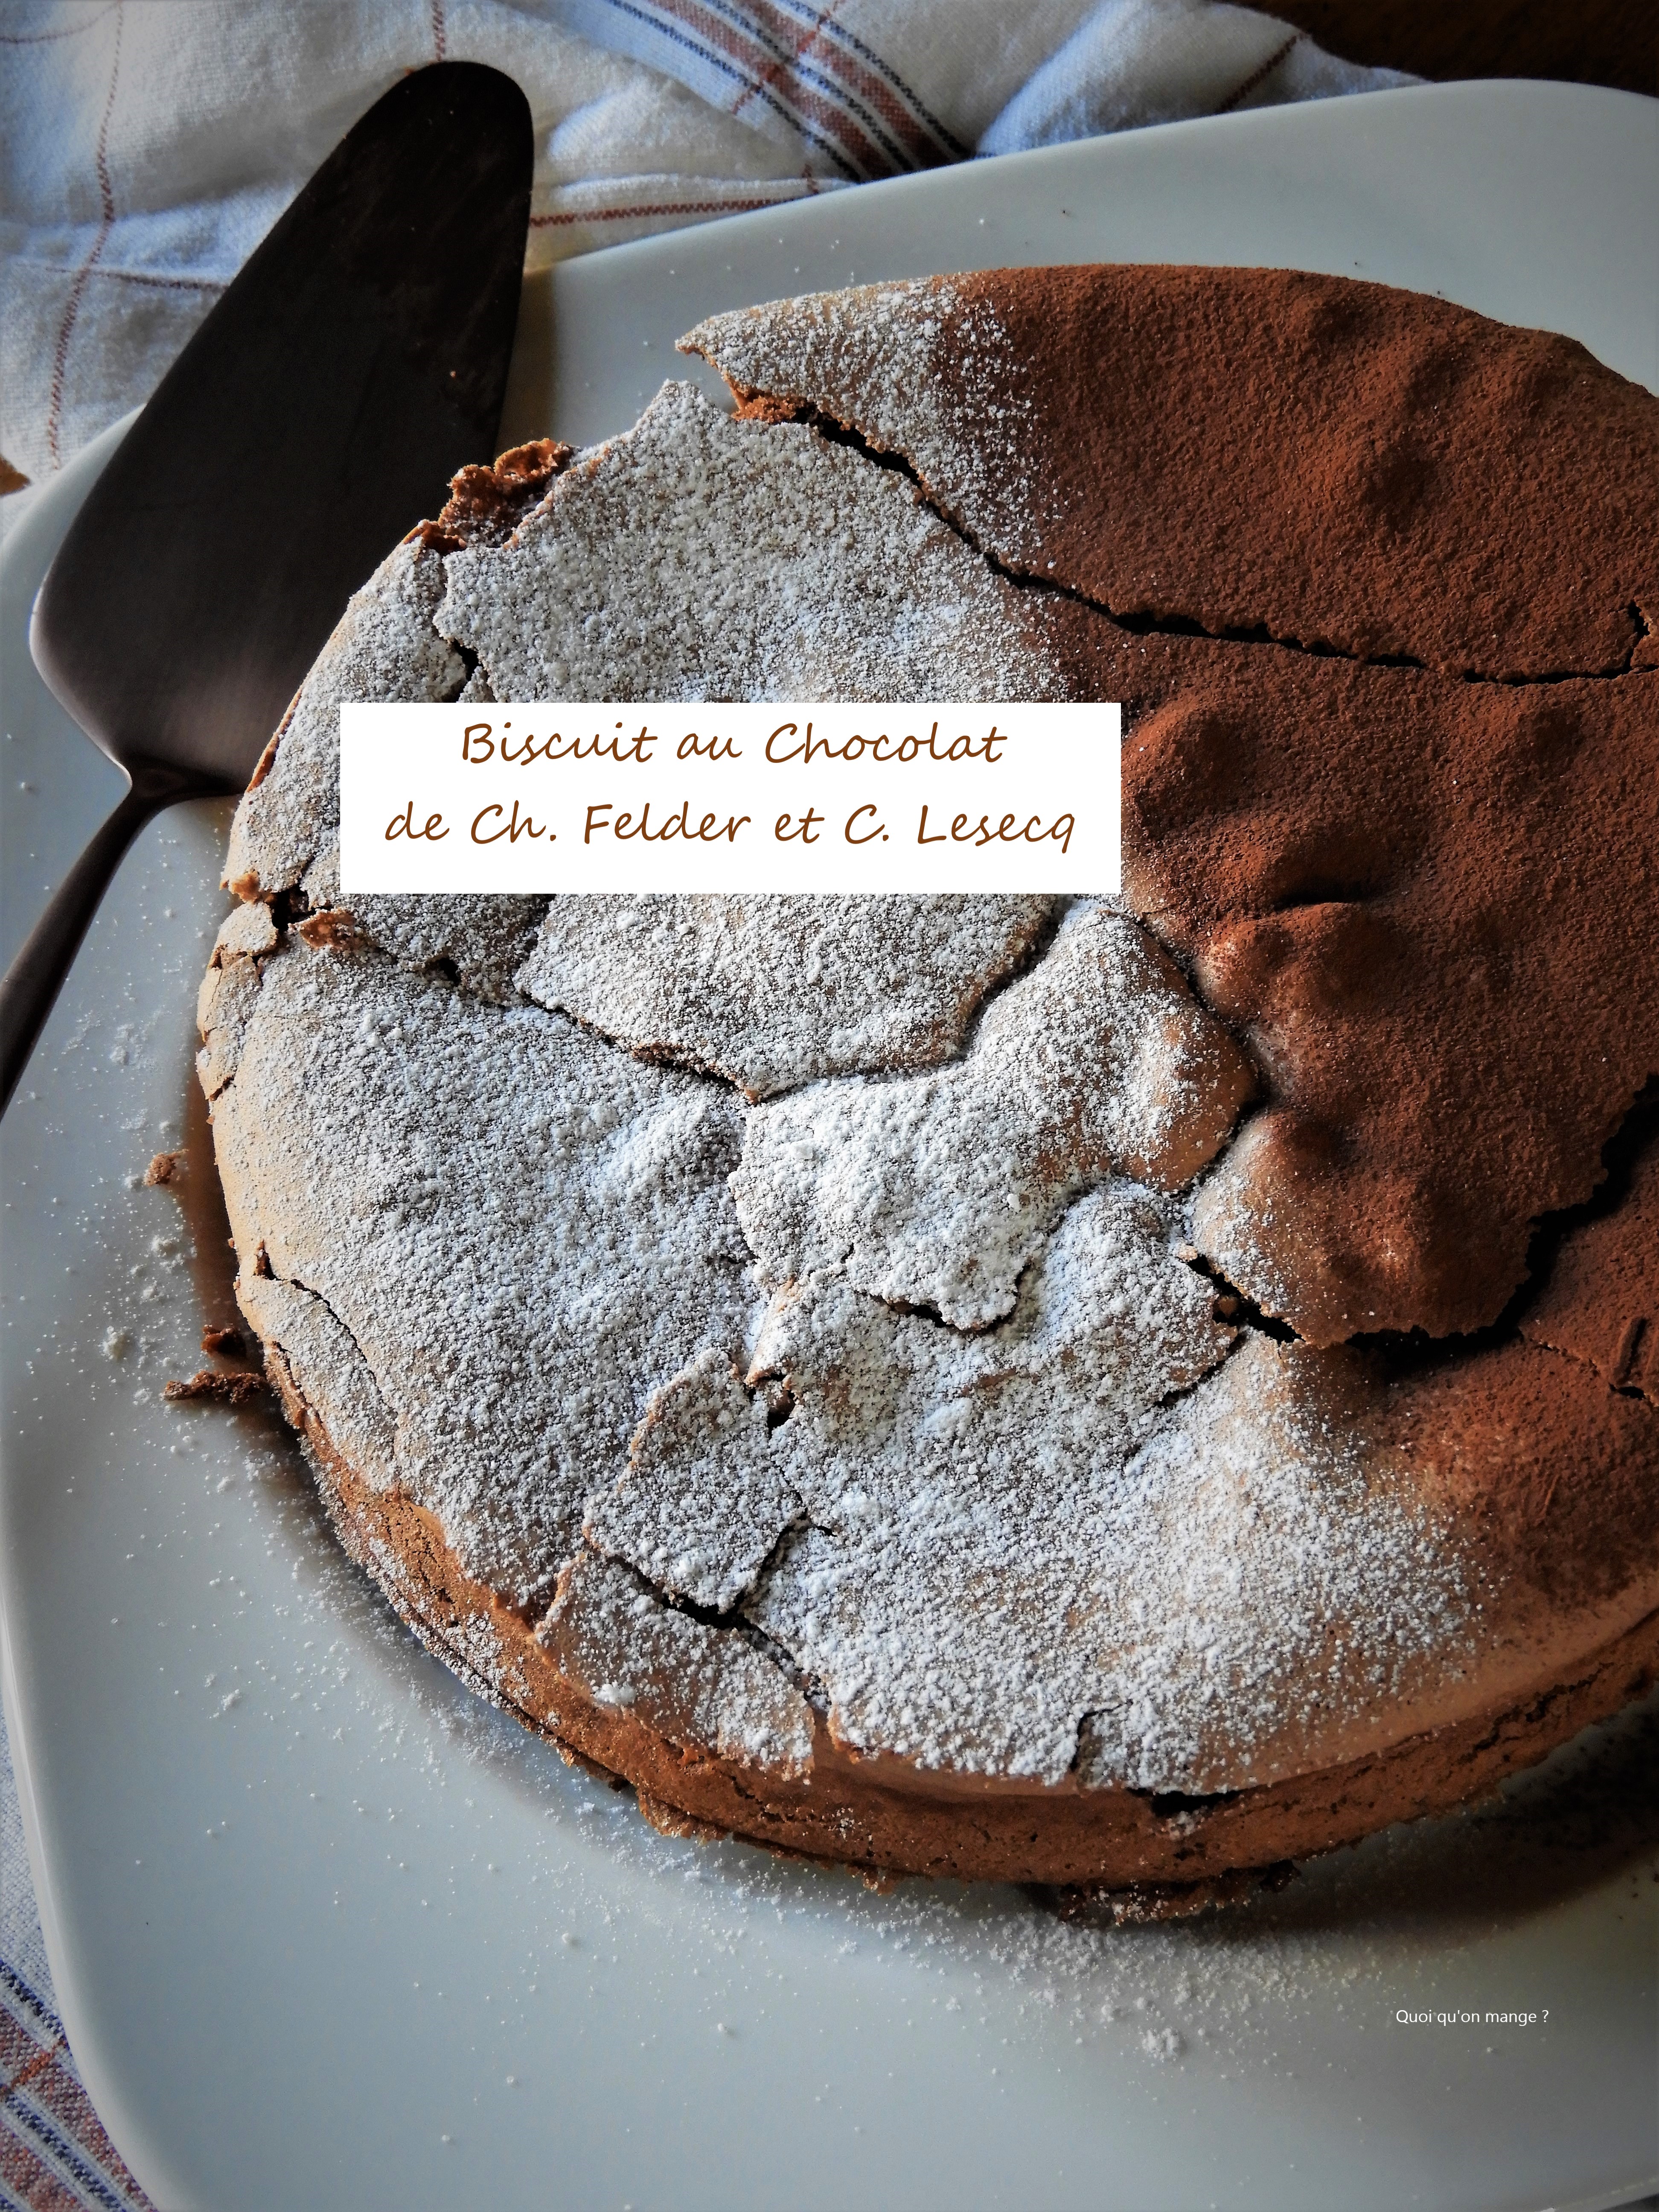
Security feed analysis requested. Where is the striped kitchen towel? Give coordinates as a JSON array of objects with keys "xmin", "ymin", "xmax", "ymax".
[
  {"xmin": 0, "ymin": 1720, "xmax": 150, "ymax": 2212},
  {"xmin": 0, "ymin": 0, "xmax": 1411, "ymax": 488}
]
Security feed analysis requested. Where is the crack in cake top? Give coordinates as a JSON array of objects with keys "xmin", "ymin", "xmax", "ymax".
[{"xmin": 684, "ymin": 265, "xmax": 1659, "ymax": 681}]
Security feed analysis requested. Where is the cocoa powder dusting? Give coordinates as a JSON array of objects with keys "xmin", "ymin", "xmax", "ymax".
[
  {"xmin": 1122, "ymin": 662, "xmax": 1659, "ymax": 1342},
  {"xmin": 689, "ymin": 266, "xmax": 1658, "ymax": 676},
  {"xmin": 1379, "ymin": 1339, "xmax": 1659, "ymax": 1615},
  {"xmin": 953, "ymin": 262, "xmax": 1659, "ymax": 676},
  {"xmin": 1523, "ymin": 1118, "xmax": 1659, "ymax": 1405}
]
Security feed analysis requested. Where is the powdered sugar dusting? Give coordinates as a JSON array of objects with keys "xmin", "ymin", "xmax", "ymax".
[
  {"xmin": 684, "ymin": 277, "xmax": 963, "ymax": 456},
  {"xmin": 738, "ymin": 1185, "xmax": 1239, "ymax": 1781},
  {"xmin": 225, "ymin": 539, "xmax": 465, "ymax": 899},
  {"xmin": 586, "ymin": 1180, "xmax": 1477, "ymax": 1790},
  {"xmin": 238, "ymin": 1271, "xmax": 399, "ymax": 1492},
  {"xmin": 588, "ymin": 1347, "xmax": 796, "ymax": 1615},
  {"xmin": 435, "ymin": 380, "xmax": 1059, "ymax": 704},
  {"xmin": 314, "ymin": 870, "xmax": 549, "ymax": 1004},
  {"xmin": 1075, "ymin": 1336, "xmax": 1477, "ymax": 1792},
  {"xmin": 540, "ymin": 1550, "xmax": 813, "ymax": 1777},
  {"xmin": 516, "ymin": 892, "xmax": 1057, "ymax": 1099},
  {"xmin": 206, "ymin": 937, "xmax": 752, "ymax": 1606},
  {"xmin": 747, "ymin": 1284, "xmax": 1470, "ymax": 1790},
  {"xmin": 1189, "ymin": 1113, "xmax": 1312, "ymax": 1334},
  {"xmin": 683, "ymin": 276, "xmax": 1040, "ymax": 561},
  {"xmin": 733, "ymin": 899, "xmax": 1256, "ymax": 1327}
]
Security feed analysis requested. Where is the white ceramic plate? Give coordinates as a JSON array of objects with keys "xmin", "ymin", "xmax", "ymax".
[{"xmin": 3, "ymin": 81, "xmax": 1656, "ymax": 2212}]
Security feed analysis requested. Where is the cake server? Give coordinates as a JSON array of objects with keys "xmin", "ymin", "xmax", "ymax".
[{"xmin": 2, "ymin": 60, "xmax": 532, "ymax": 1113}]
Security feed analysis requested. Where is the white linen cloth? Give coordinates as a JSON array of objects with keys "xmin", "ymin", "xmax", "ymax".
[
  {"xmin": 0, "ymin": 5, "xmax": 1410, "ymax": 2203},
  {"xmin": 0, "ymin": 0, "xmax": 1411, "ymax": 486}
]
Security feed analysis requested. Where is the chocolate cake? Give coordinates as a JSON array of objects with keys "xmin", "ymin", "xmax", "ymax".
[{"xmin": 199, "ymin": 265, "xmax": 1659, "ymax": 1906}]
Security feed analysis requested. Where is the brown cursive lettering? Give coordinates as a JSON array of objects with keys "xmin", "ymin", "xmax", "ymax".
[
  {"xmin": 915, "ymin": 804, "xmax": 1075, "ymax": 856},
  {"xmin": 586, "ymin": 800, "xmax": 750, "ymax": 844},
  {"xmin": 766, "ymin": 719, "xmax": 1009, "ymax": 767},
  {"xmin": 466, "ymin": 721, "xmax": 659, "ymax": 768},
  {"xmin": 472, "ymin": 800, "xmax": 550, "ymax": 844},
  {"xmin": 677, "ymin": 730, "xmax": 743, "ymax": 761},
  {"xmin": 386, "ymin": 800, "xmax": 448, "ymax": 841}
]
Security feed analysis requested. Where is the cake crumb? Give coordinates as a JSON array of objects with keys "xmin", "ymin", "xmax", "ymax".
[
  {"xmin": 297, "ymin": 908, "xmax": 367, "ymax": 952},
  {"xmin": 164, "ymin": 1369, "xmax": 265, "ymax": 1406}
]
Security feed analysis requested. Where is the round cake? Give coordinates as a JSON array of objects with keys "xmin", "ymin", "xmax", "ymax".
[{"xmin": 199, "ymin": 264, "xmax": 1659, "ymax": 1912}]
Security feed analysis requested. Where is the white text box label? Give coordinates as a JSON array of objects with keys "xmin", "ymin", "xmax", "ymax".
[{"xmin": 339, "ymin": 701, "xmax": 1120, "ymax": 895}]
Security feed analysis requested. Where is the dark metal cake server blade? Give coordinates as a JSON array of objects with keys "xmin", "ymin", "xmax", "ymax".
[{"xmin": 3, "ymin": 60, "xmax": 532, "ymax": 1112}]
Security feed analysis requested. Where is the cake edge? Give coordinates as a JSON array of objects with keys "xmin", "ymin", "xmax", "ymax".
[{"xmin": 262, "ymin": 1327, "xmax": 1659, "ymax": 1896}]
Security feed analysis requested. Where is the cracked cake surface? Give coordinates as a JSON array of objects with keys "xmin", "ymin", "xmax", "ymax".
[
  {"xmin": 201, "ymin": 263, "xmax": 1659, "ymax": 1895},
  {"xmin": 684, "ymin": 266, "xmax": 1659, "ymax": 680}
]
